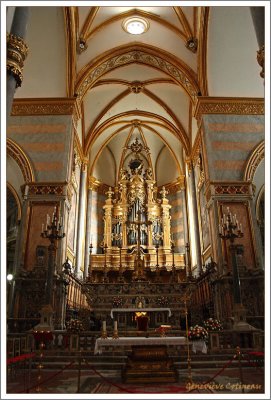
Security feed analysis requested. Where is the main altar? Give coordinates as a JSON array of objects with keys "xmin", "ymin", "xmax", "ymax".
[{"xmin": 82, "ymin": 139, "xmax": 194, "ymax": 330}]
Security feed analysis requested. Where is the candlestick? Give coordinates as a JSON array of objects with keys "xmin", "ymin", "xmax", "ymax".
[
  {"xmin": 101, "ymin": 320, "xmax": 107, "ymax": 339},
  {"xmin": 112, "ymin": 320, "xmax": 119, "ymax": 339}
]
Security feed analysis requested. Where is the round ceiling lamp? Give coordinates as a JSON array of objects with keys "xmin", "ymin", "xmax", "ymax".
[{"xmin": 122, "ymin": 17, "xmax": 149, "ymax": 35}]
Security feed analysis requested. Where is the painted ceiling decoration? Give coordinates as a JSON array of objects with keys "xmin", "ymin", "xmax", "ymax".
[{"xmin": 15, "ymin": 5, "xmax": 263, "ymax": 188}]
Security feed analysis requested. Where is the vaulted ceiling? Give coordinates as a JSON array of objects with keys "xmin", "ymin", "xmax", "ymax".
[{"xmin": 12, "ymin": 5, "xmax": 263, "ymax": 187}]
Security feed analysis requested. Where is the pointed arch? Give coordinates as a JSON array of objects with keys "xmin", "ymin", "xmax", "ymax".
[
  {"xmin": 75, "ymin": 43, "xmax": 200, "ymax": 104},
  {"xmin": 243, "ymin": 140, "xmax": 264, "ymax": 181},
  {"xmin": 7, "ymin": 138, "xmax": 35, "ymax": 183}
]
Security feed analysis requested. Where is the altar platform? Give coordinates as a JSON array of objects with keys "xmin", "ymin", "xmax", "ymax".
[
  {"xmin": 94, "ymin": 336, "xmax": 186, "ymax": 383},
  {"xmin": 94, "ymin": 336, "xmax": 186, "ymax": 355}
]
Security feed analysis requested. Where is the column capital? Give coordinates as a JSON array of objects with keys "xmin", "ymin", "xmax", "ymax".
[
  {"xmin": 7, "ymin": 33, "xmax": 29, "ymax": 87},
  {"xmin": 81, "ymin": 158, "xmax": 89, "ymax": 172},
  {"xmin": 88, "ymin": 175, "xmax": 101, "ymax": 191}
]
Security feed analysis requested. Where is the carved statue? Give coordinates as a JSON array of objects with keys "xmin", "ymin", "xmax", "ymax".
[{"xmin": 144, "ymin": 168, "xmax": 153, "ymax": 180}]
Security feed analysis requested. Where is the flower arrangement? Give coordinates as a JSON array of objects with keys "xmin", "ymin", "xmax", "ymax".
[
  {"xmin": 188, "ymin": 325, "xmax": 208, "ymax": 341},
  {"xmin": 66, "ymin": 319, "xmax": 83, "ymax": 332},
  {"xmin": 112, "ymin": 296, "xmax": 123, "ymax": 308},
  {"xmin": 203, "ymin": 318, "xmax": 223, "ymax": 331},
  {"xmin": 156, "ymin": 296, "xmax": 169, "ymax": 307}
]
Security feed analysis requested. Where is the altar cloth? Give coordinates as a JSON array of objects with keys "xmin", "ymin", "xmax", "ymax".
[{"xmin": 94, "ymin": 336, "xmax": 186, "ymax": 355}]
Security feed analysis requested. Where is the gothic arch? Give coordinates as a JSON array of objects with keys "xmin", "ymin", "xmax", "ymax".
[
  {"xmin": 243, "ymin": 140, "xmax": 264, "ymax": 182},
  {"xmin": 7, "ymin": 138, "xmax": 35, "ymax": 183},
  {"xmin": 75, "ymin": 43, "xmax": 200, "ymax": 104}
]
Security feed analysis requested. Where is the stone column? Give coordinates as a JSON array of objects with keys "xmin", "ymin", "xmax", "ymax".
[
  {"xmin": 75, "ymin": 160, "xmax": 88, "ymax": 277},
  {"xmin": 8, "ymin": 185, "xmax": 30, "ymax": 318},
  {"xmin": 7, "ymin": 7, "xmax": 30, "ymax": 119},
  {"xmin": 188, "ymin": 162, "xmax": 202, "ymax": 275},
  {"xmin": 250, "ymin": 7, "xmax": 265, "ymax": 79},
  {"xmin": 84, "ymin": 187, "xmax": 93, "ymax": 279}
]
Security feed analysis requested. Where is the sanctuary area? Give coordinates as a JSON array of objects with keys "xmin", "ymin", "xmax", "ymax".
[{"xmin": 5, "ymin": 4, "xmax": 266, "ymax": 397}]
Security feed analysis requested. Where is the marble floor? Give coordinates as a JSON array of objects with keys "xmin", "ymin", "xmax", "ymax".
[{"xmin": 6, "ymin": 366, "xmax": 264, "ymax": 396}]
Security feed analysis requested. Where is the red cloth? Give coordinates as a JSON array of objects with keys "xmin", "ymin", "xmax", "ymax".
[
  {"xmin": 32, "ymin": 331, "xmax": 53, "ymax": 342},
  {"xmin": 137, "ymin": 316, "xmax": 149, "ymax": 331},
  {"xmin": 7, "ymin": 353, "xmax": 35, "ymax": 365}
]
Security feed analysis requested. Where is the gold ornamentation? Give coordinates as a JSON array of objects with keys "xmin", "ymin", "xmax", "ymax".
[
  {"xmin": 160, "ymin": 176, "xmax": 185, "ymax": 194},
  {"xmin": 244, "ymin": 141, "xmax": 264, "ymax": 182},
  {"xmin": 194, "ymin": 97, "xmax": 264, "ymax": 121},
  {"xmin": 11, "ymin": 98, "xmax": 76, "ymax": 116},
  {"xmin": 7, "ymin": 138, "xmax": 35, "ymax": 183},
  {"xmin": 7, "ymin": 33, "xmax": 28, "ymax": 87},
  {"xmin": 88, "ymin": 176, "xmax": 101, "ymax": 191},
  {"xmin": 257, "ymin": 45, "xmax": 264, "ymax": 79},
  {"xmin": 197, "ymin": 171, "xmax": 205, "ymax": 191},
  {"xmin": 25, "ymin": 183, "xmax": 66, "ymax": 196},
  {"xmin": 76, "ymin": 47, "xmax": 199, "ymax": 102}
]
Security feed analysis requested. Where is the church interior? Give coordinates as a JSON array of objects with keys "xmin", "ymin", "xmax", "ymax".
[{"xmin": 5, "ymin": 4, "xmax": 267, "ymax": 396}]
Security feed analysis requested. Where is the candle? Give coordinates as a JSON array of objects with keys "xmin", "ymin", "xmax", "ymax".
[
  {"xmin": 42, "ymin": 223, "xmax": 44, "ymax": 232},
  {"xmin": 114, "ymin": 321, "xmax": 117, "ymax": 331},
  {"xmin": 102, "ymin": 321, "xmax": 106, "ymax": 331}
]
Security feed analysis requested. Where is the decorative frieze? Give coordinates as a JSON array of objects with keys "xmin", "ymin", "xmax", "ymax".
[
  {"xmin": 11, "ymin": 98, "xmax": 77, "ymax": 116},
  {"xmin": 22, "ymin": 182, "xmax": 67, "ymax": 196},
  {"xmin": 194, "ymin": 97, "xmax": 264, "ymax": 121},
  {"xmin": 205, "ymin": 181, "xmax": 254, "ymax": 199}
]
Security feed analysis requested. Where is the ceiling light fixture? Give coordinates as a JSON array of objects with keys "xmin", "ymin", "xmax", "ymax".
[{"xmin": 122, "ymin": 17, "xmax": 149, "ymax": 35}]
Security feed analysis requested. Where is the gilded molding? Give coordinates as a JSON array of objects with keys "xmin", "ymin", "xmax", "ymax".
[
  {"xmin": 11, "ymin": 98, "xmax": 77, "ymax": 116},
  {"xmin": 7, "ymin": 138, "xmax": 35, "ymax": 183},
  {"xmin": 64, "ymin": 7, "xmax": 77, "ymax": 97},
  {"xmin": 76, "ymin": 44, "xmax": 199, "ymax": 103},
  {"xmin": 194, "ymin": 97, "xmax": 264, "ymax": 121},
  {"xmin": 7, "ymin": 33, "xmax": 28, "ymax": 87},
  {"xmin": 244, "ymin": 141, "xmax": 264, "ymax": 182},
  {"xmin": 197, "ymin": 7, "xmax": 209, "ymax": 96}
]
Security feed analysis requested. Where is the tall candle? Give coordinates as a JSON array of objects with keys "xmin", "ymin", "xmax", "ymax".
[
  {"xmin": 102, "ymin": 321, "xmax": 106, "ymax": 331},
  {"xmin": 114, "ymin": 321, "xmax": 117, "ymax": 331}
]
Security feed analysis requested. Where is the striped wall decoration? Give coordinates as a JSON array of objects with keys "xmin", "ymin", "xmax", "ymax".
[
  {"xmin": 168, "ymin": 191, "xmax": 185, "ymax": 253},
  {"xmin": 203, "ymin": 114, "xmax": 264, "ymax": 181},
  {"xmin": 7, "ymin": 115, "xmax": 73, "ymax": 182}
]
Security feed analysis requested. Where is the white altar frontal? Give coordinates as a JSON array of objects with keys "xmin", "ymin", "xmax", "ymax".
[{"xmin": 94, "ymin": 336, "xmax": 187, "ymax": 355}]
